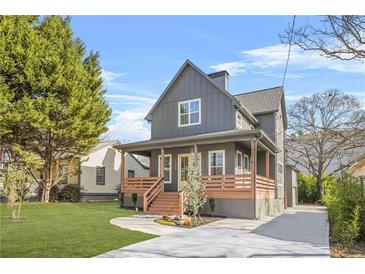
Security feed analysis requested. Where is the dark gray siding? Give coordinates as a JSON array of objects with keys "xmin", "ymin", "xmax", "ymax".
[
  {"xmin": 150, "ymin": 65, "xmax": 236, "ymax": 140},
  {"xmin": 255, "ymin": 113, "xmax": 276, "ymax": 142},
  {"xmin": 150, "ymin": 142, "xmax": 236, "ymax": 192}
]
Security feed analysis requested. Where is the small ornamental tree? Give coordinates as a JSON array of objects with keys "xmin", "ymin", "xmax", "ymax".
[
  {"xmin": 0, "ymin": 145, "xmax": 41, "ymax": 219},
  {"xmin": 184, "ymin": 153, "xmax": 206, "ymax": 222}
]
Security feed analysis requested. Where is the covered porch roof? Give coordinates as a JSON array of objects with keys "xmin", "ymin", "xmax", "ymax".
[{"xmin": 114, "ymin": 129, "xmax": 279, "ymax": 156}]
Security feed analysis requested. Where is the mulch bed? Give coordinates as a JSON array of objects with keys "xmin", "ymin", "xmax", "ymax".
[{"xmin": 330, "ymin": 242, "xmax": 365, "ymax": 258}]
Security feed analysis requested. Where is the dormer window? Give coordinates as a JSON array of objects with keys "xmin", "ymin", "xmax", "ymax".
[
  {"xmin": 236, "ymin": 111, "xmax": 244, "ymax": 129},
  {"xmin": 178, "ymin": 98, "xmax": 201, "ymax": 127}
]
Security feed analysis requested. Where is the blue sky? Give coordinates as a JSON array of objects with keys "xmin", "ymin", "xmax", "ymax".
[{"xmin": 70, "ymin": 16, "xmax": 365, "ymax": 142}]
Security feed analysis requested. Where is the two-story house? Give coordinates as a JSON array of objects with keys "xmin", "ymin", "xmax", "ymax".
[{"xmin": 115, "ymin": 60, "xmax": 287, "ymax": 219}]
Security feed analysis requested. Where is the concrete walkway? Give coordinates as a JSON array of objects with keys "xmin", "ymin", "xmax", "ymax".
[{"xmin": 98, "ymin": 205, "xmax": 330, "ymax": 258}]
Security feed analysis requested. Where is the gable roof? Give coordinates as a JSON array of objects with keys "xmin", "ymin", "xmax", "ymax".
[
  {"xmin": 145, "ymin": 59, "xmax": 258, "ymax": 125},
  {"xmin": 128, "ymin": 153, "xmax": 150, "ymax": 169},
  {"xmin": 90, "ymin": 141, "xmax": 149, "ymax": 170},
  {"xmin": 234, "ymin": 86, "xmax": 288, "ymax": 129}
]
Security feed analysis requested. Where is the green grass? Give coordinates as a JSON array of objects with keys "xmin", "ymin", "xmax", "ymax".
[{"xmin": 0, "ymin": 202, "xmax": 157, "ymax": 258}]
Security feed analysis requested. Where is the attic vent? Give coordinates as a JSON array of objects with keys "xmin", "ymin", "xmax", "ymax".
[{"xmin": 208, "ymin": 71, "xmax": 229, "ymax": 91}]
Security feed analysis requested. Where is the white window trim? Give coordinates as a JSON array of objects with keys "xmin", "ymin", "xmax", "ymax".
[
  {"xmin": 158, "ymin": 154, "xmax": 172, "ymax": 184},
  {"xmin": 243, "ymin": 154, "xmax": 250, "ymax": 173},
  {"xmin": 236, "ymin": 151, "xmax": 243, "ymax": 169},
  {"xmin": 236, "ymin": 111, "xmax": 243, "ymax": 129},
  {"xmin": 178, "ymin": 98, "xmax": 201, "ymax": 127},
  {"xmin": 208, "ymin": 150, "xmax": 225, "ymax": 176}
]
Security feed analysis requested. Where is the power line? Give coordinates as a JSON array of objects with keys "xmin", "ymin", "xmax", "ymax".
[{"xmin": 282, "ymin": 15, "xmax": 296, "ymax": 87}]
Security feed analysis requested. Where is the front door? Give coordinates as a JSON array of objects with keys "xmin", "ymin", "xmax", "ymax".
[{"xmin": 178, "ymin": 154, "xmax": 190, "ymax": 191}]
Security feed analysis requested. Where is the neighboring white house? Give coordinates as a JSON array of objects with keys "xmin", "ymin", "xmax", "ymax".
[{"xmin": 79, "ymin": 141, "xmax": 149, "ymax": 200}]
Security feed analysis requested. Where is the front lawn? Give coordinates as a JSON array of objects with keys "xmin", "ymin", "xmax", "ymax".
[{"xmin": 0, "ymin": 202, "xmax": 157, "ymax": 258}]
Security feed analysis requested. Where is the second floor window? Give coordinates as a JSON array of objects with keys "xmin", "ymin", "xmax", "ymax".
[
  {"xmin": 96, "ymin": 166, "xmax": 105, "ymax": 185},
  {"xmin": 236, "ymin": 111, "xmax": 244, "ymax": 129},
  {"xmin": 178, "ymin": 98, "xmax": 201, "ymax": 127}
]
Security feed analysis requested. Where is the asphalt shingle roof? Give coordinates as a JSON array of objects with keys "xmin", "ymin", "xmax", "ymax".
[{"xmin": 234, "ymin": 86, "xmax": 284, "ymax": 115}]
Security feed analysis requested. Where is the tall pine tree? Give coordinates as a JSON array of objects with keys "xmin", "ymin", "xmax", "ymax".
[{"xmin": 0, "ymin": 16, "xmax": 111, "ymax": 202}]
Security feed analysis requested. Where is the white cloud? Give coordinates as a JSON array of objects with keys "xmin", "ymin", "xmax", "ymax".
[
  {"xmin": 210, "ymin": 61, "xmax": 247, "ymax": 76},
  {"xmin": 101, "ymin": 69, "xmax": 157, "ymax": 142},
  {"xmin": 108, "ymin": 107, "xmax": 151, "ymax": 143},
  {"xmin": 105, "ymin": 94, "xmax": 156, "ymax": 104},
  {"xmin": 210, "ymin": 44, "xmax": 365, "ymax": 78},
  {"xmin": 101, "ymin": 69, "xmax": 126, "ymax": 83},
  {"xmin": 104, "ymin": 94, "xmax": 156, "ymax": 143}
]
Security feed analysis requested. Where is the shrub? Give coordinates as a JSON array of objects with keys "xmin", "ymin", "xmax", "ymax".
[
  {"xmin": 323, "ymin": 173, "xmax": 365, "ymax": 246},
  {"xmin": 332, "ymin": 206, "xmax": 361, "ymax": 246},
  {"xmin": 58, "ymin": 184, "xmax": 80, "ymax": 202},
  {"xmin": 297, "ymin": 173, "xmax": 318, "ymax": 203}
]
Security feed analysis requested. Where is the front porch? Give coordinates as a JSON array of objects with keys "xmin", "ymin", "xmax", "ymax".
[{"xmin": 116, "ymin": 129, "xmax": 279, "ymax": 218}]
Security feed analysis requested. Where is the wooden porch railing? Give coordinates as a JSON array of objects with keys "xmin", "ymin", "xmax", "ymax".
[
  {"xmin": 256, "ymin": 175, "xmax": 276, "ymax": 191},
  {"xmin": 200, "ymin": 173, "xmax": 253, "ymax": 199},
  {"xmin": 122, "ymin": 177, "xmax": 161, "ymax": 195},
  {"xmin": 143, "ymin": 177, "xmax": 164, "ymax": 213}
]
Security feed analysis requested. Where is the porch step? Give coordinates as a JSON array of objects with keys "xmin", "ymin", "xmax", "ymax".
[{"xmin": 146, "ymin": 192, "xmax": 180, "ymax": 216}]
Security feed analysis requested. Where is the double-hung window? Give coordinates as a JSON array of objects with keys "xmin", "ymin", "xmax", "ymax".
[
  {"xmin": 178, "ymin": 98, "xmax": 201, "ymax": 127},
  {"xmin": 244, "ymin": 154, "xmax": 250, "ymax": 173},
  {"xmin": 96, "ymin": 166, "xmax": 105, "ymax": 185},
  {"xmin": 158, "ymin": 154, "xmax": 172, "ymax": 184},
  {"xmin": 236, "ymin": 111, "xmax": 244, "ymax": 129},
  {"xmin": 209, "ymin": 150, "xmax": 225, "ymax": 175}
]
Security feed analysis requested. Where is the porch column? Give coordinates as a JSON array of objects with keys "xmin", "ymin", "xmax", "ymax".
[
  {"xmin": 250, "ymin": 139, "xmax": 257, "ymax": 219},
  {"xmin": 265, "ymin": 151, "xmax": 270, "ymax": 178},
  {"xmin": 120, "ymin": 150, "xmax": 125, "ymax": 193},
  {"xmin": 250, "ymin": 139, "xmax": 257, "ymax": 193}
]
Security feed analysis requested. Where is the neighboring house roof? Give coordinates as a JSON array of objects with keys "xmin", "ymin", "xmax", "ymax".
[
  {"xmin": 234, "ymin": 86, "xmax": 288, "ymax": 129},
  {"xmin": 348, "ymin": 154, "xmax": 365, "ymax": 177},
  {"xmin": 145, "ymin": 59, "xmax": 259, "ymax": 125},
  {"xmin": 83, "ymin": 140, "xmax": 150, "ymax": 170},
  {"xmin": 128, "ymin": 153, "xmax": 150, "ymax": 170}
]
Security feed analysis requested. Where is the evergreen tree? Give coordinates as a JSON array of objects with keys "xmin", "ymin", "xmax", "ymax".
[{"xmin": 0, "ymin": 16, "xmax": 111, "ymax": 202}]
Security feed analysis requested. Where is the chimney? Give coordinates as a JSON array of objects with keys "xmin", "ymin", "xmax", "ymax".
[{"xmin": 208, "ymin": 71, "xmax": 229, "ymax": 91}]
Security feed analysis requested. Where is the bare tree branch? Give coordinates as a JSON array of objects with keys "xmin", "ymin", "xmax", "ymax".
[{"xmin": 281, "ymin": 16, "xmax": 365, "ymax": 61}]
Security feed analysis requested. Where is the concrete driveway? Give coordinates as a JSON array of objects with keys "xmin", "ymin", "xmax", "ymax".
[{"xmin": 97, "ymin": 205, "xmax": 330, "ymax": 258}]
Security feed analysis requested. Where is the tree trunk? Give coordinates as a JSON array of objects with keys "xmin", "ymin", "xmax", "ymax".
[
  {"xmin": 316, "ymin": 174, "xmax": 324, "ymax": 201},
  {"xmin": 42, "ymin": 184, "xmax": 50, "ymax": 203}
]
